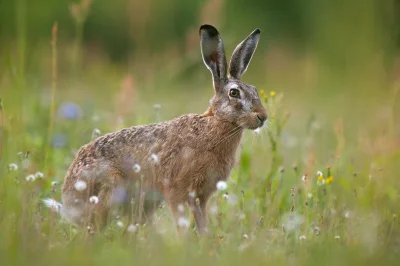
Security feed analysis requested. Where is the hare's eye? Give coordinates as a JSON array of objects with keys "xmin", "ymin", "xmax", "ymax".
[{"xmin": 229, "ymin": 88, "xmax": 240, "ymax": 98}]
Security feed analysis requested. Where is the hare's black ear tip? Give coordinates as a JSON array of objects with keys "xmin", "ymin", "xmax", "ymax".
[
  {"xmin": 199, "ymin": 24, "xmax": 219, "ymax": 36},
  {"xmin": 253, "ymin": 28, "xmax": 261, "ymax": 35}
]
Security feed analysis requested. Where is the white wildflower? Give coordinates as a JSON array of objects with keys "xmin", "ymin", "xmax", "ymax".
[
  {"xmin": 299, "ymin": 235, "xmax": 306, "ymax": 240},
  {"xmin": 178, "ymin": 217, "xmax": 190, "ymax": 229},
  {"xmin": 223, "ymin": 193, "xmax": 229, "ymax": 200},
  {"xmin": 74, "ymin": 180, "xmax": 87, "ymax": 191},
  {"xmin": 150, "ymin": 154, "xmax": 159, "ymax": 163},
  {"xmin": 301, "ymin": 175, "xmax": 307, "ymax": 182},
  {"xmin": 127, "ymin": 224, "xmax": 138, "ymax": 233},
  {"xmin": 51, "ymin": 181, "xmax": 58, "ymax": 187},
  {"xmin": 216, "ymin": 181, "xmax": 227, "ymax": 191},
  {"xmin": 334, "ymin": 235, "xmax": 341, "ymax": 239},
  {"xmin": 133, "ymin": 164, "xmax": 141, "ymax": 173},
  {"xmin": 26, "ymin": 174, "xmax": 35, "ymax": 182},
  {"xmin": 8, "ymin": 163, "xmax": 18, "ymax": 171},
  {"xmin": 307, "ymin": 193, "xmax": 313, "ymax": 199},
  {"xmin": 116, "ymin": 220, "xmax": 124, "ymax": 228},
  {"xmin": 35, "ymin": 172, "xmax": 44, "ymax": 179},
  {"xmin": 42, "ymin": 198, "xmax": 62, "ymax": 213},
  {"xmin": 243, "ymin": 234, "xmax": 249, "ymax": 239},
  {"xmin": 89, "ymin": 196, "xmax": 99, "ymax": 204},
  {"xmin": 316, "ymin": 171, "xmax": 323, "ymax": 177}
]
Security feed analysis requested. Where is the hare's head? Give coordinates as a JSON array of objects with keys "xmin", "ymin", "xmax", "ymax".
[{"xmin": 200, "ymin": 25, "xmax": 267, "ymax": 130}]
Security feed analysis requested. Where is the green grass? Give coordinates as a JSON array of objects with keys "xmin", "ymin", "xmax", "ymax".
[{"xmin": 1, "ymin": 13, "xmax": 400, "ymax": 265}]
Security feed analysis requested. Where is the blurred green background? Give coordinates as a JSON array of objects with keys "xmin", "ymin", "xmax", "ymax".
[
  {"xmin": 1, "ymin": 0, "xmax": 399, "ymax": 132},
  {"xmin": 2, "ymin": 0, "xmax": 400, "ymax": 89}
]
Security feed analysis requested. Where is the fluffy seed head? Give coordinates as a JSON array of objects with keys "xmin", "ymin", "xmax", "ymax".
[
  {"xmin": 127, "ymin": 224, "xmax": 138, "ymax": 233},
  {"xmin": 42, "ymin": 198, "xmax": 62, "ymax": 213},
  {"xmin": 35, "ymin": 172, "xmax": 44, "ymax": 179},
  {"xmin": 177, "ymin": 204, "xmax": 185, "ymax": 212},
  {"xmin": 93, "ymin": 128, "xmax": 101, "ymax": 135},
  {"xmin": 178, "ymin": 217, "xmax": 190, "ymax": 229},
  {"xmin": 133, "ymin": 164, "xmax": 141, "ymax": 173},
  {"xmin": 92, "ymin": 128, "xmax": 101, "ymax": 139},
  {"xmin": 8, "ymin": 163, "xmax": 18, "ymax": 171},
  {"xmin": 89, "ymin": 196, "xmax": 99, "ymax": 204},
  {"xmin": 116, "ymin": 220, "xmax": 124, "ymax": 228},
  {"xmin": 150, "ymin": 153, "xmax": 159, "ymax": 163},
  {"xmin": 26, "ymin": 174, "xmax": 35, "ymax": 182},
  {"xmin": 74, "ymin": 180, "xmax": 87, "ymax": 191},
  {"xmin": 216, "ymin": 181, "xmax": 228, "ymax": 191}
]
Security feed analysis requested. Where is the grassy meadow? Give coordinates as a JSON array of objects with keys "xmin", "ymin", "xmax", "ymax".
[{"xmin": 1, "ymin": 0, "xmax": 400, "ymax": 265}]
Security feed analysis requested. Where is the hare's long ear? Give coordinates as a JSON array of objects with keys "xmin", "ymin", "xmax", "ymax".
[
  {"xmin": 229, "ymin": 28, "xmax": 261, "ymax": 80},
  {"xmin": 199, "ymin": 25, "xmax": 227, "ymax": 89}
]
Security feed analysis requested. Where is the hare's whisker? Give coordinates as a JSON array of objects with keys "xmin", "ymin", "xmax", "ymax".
[{"xmin": 213, "ymin": 126, "xmax": 243, "ymax": 148}]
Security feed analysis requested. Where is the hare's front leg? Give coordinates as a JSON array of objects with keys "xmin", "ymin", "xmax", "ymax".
[{"xmin": 188, "ymin": 195, "xmax": 209, "ymax": 234}]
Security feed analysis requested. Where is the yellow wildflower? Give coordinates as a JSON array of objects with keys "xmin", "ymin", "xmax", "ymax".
[
  {"xmin": 263, "ymin": 95, "xmax": 268, "ymax": 101},
  {"xmin": 317, "ymin": 175, "xmax": 324, "ymax": 181},
  {"xmin": 326, "ymin": 176, "xmax": 334, "ymax": 184},
  {"xmin": 270, "ymin": 90, "xmax": 276, "ymax": 97},
  {"xmin": 259, "ymin": 89, "xmax": 265, "ymax": 95}
]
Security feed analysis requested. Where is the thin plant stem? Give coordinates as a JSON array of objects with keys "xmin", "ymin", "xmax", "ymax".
[
  {"xmin": 45, "ymin": 22, "xmax": 58, "ymax": 171},
  {"xmin": 0, "ymin": 99, "xmax": 3, "ymax": 162}
]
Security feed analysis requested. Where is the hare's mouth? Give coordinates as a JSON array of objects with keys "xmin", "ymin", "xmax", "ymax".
[
  {"xmin": 240, "ymin": 120, "xmax": 263, "ymax": 130},
  {"xmin": 238, "ymin": 113, "xmax": 267, "ymax": 130}
]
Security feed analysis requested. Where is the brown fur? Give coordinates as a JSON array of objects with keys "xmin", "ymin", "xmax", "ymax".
[{"xmin": 61, "ymin": 25, "xmax": 266, "ymax": 234}]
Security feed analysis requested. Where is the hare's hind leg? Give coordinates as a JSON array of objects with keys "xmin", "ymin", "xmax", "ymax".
[
  {"xmin": 91, "ymin": 170, "xmax": 126, "ymax": 230},
  {"xmin": 62, "ymin": 168, "xmax": 125, "ymax": 231}
]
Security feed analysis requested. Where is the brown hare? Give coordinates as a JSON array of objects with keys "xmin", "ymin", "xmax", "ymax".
[{"xmin": 44, "ymin": 25, "xmax": 267, "ymax": 234}]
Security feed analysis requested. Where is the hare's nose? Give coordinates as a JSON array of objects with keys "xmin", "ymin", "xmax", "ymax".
[{"xmin": 256, "ymin": 110, "xmax": 268, "ymax": 126}]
